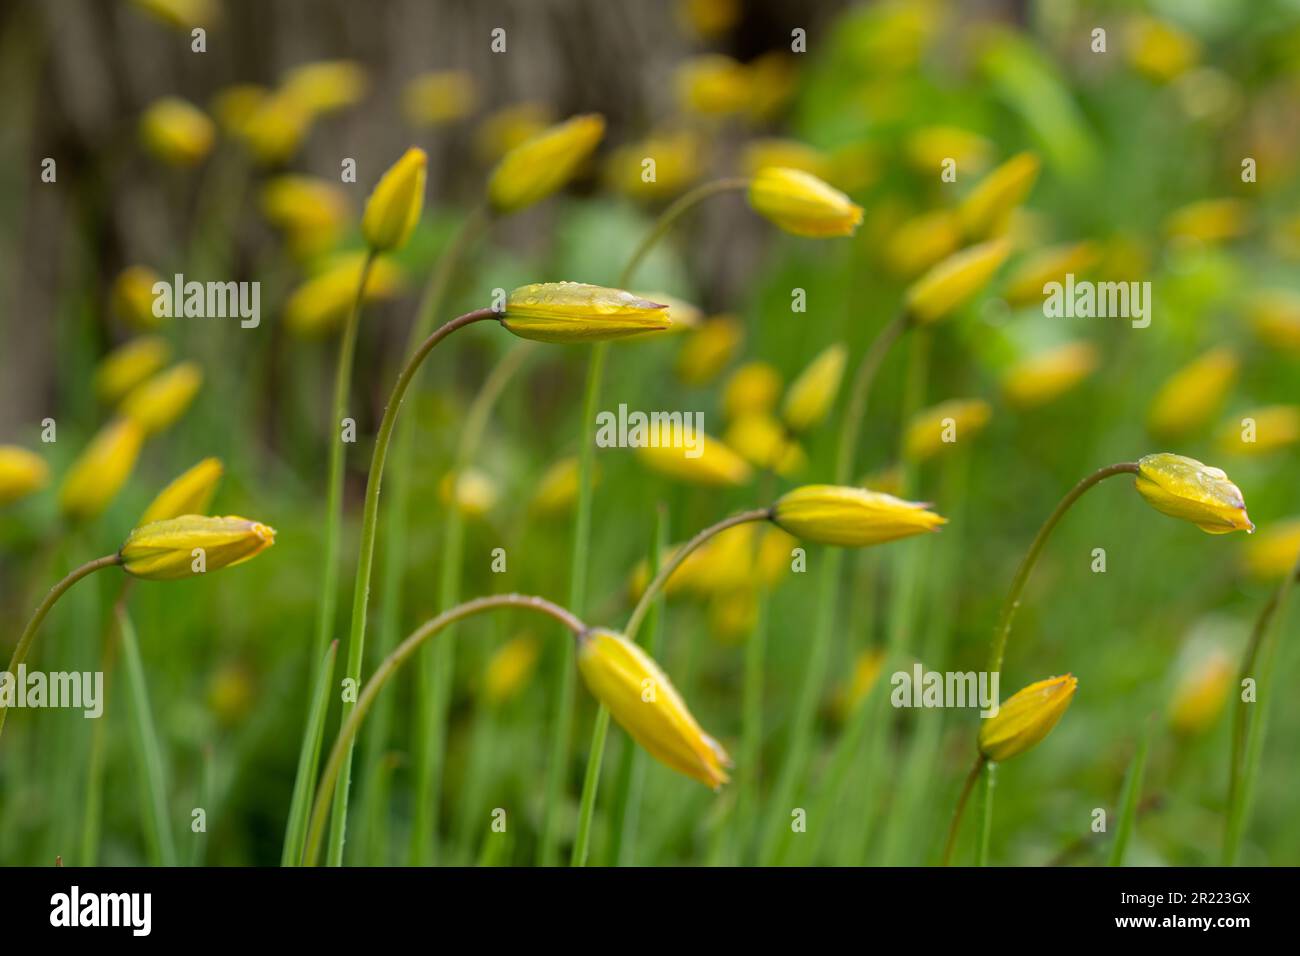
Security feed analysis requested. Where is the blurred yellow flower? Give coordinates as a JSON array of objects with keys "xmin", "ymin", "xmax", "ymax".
[
  {"xmin": 1134, "ymin": 452, "xmax": 1253, "ymax": 534},
  {"xmin": 756, "ymin": 526, "xmax": 798, "ymax": 586},
  {"xmin": 903, "ymin": 398, "xmax": 992, "ymax": 462},
  {"xmin": 835, "ymin": 648, "xmax": 887, "ymax": 719},
  {"xmin": 675, "ymin": 316, "xmax": 744, "ymax": 386},
  {"xmin": 531, "ymin": 456, "xmax": 586, "ymax": 517},
  {"xmin": 112, "ymin": 266, "xmax": 166, "ymax": 331},
  {"xmin": 978, "ymin": 675, "xmax": 1077, "ymax": 762},
  {"xmin": 59, "ymin": 418, "xmax": 145, "ymax": 520},
  {"xmin": 474, "ymin": 102, "xmax": 553, "ymax": 164},
  {"xmin": 1217, "ymin": 405, "xmax": 1300, "ymax": 456},
  {"xmin": 260, "ymin": 175, "xmax": 350, "ymax": 260},
  {"xmin": 677, "ymin": 0, "xmax": 740, "ymax": 40},
  {"xmin": 904, "ymin": 125, "xmax": 992, "ymax": 177},
  {"xmin": 121, "ymin": 515, "xmax": 276, "ymax": 581},
  {"xmin": 782, "ymin": 343, "xmax": 847, "ymax": 432},
  {"xmin": 1001, "ymin": 341, "xmax": 1098, "ymax": 409},
  {"xmin": 748, "ymin": 167, "xmax": 863, "ymax": 238},
  {"xmin": 1002, "ymin": 241, "xmax": 1100, "ymax": 307},
  {"xmin": 674, "ymin": 54, "xmax": 749, "ymax": 116},
  {"xmin": 237, "ymin": 91, "xmax": 312, "ymax": 166},
  {"xmin": 487, "ymin": 114, "xmax": 605, "ymax": 213},
  {"xmin": 120, "ymin": 362, "xmax": 203, "ymax": 435},
  {"xmin": 140, "ymin": 457, "xmax": 223, "ymax": 525},
  {"xmin": 725, "ymin": 413, "xmax": 806, "ymax": 477},
  {"xmin": 283, "ymin": 253, "xmax": 404, "ymax": 338},
  {"xmin": 0, "ymin": 446, "xmax": 49, "ymax": 508},
  {"xmin": 1169, "ymin": 650, "xmax": 1233, "ymax": 736},
  {"xmin": 884, "ymin": 210, "xmax": 962, "ymax": 278},
  {"xmin": 94, "ymin": 336, "xmax": 172, "ymax": 405},
  {"xmin": 905, "ymin": 239, "xmax": 1010, "ymax": 324},
  {"xmin": 772, "ymin": 484, "xmax": 946, "ymax": 547},
  {"xmin": 606, "ymin": 131, "xmax": 704, "ymax": 202},
  {"xmin": 483, "ymin": 635, "xmax": 541, "ymax": 706},
  {"xmin": 281, "ymin": 60, "xmax": 368, "ymax": 116},
  {"xmin": 130, "ymin": 0, "xmax": 219, "ymax": 29},
  {"xmin": 438, "ymin": 468, "xmax": 499, "ymax": 518},
  {"xmin": 722, "ymin": 361, "xmax": 782, "ymax": 420},
  {"xmin": 958, "ymin": 152, "xmax": 1040, "ymax": 241},
  {"xmin": 1126, "ymin": 15, "xmax": 1200, "ymax": 83},
  {"xmin": 362, "ymin": 147, "xmax": 427, "ymax": 253},
  {"xmin": 1146, "ymin": 346, "xmax": 1239, "ymax": 440},
  {"xmin": 501, "ymin": 283, "xmax": 669, "ymax": 343},
  {"xmin": 1245, "ymin": 290, "xmax": 1300, "ymax": 353},
  {"xmin": 635, "ymin": 425, "xmax": 752, "ymax": 487},
  {"xmin": 211, "ymin": 84, "xmax": 267, "ymax": 137},
  {"xmin": 140, "ymin": 97, "xmax": 215, "ymax": 166},
  {"xmin": 824, "ymin": 141, "xmax": 880, "ymax": 193},
  {"xmin": 1242, "ymin": 517, "xmax": 1300, "ymax": 580},
  {"xmin": 745, "ymin": 52, "xmax": 799, "ymax": 121},
  {"xmin": 577, "ymin": 628, "xmax": 731, "ymax": 788},
  {"xmin": 1164, "ymin": 199, "xmax": 1247, "ymax": 245},
  {"xmin": 708, "ymin": 588, "xmax": 758, "ymax": 643},
  {"xmin": 207, "ymin": 662, "xmax": 256, "ymax": 726},
  {"xmin": 402, "ymin": 70, "xmax": 477, "ymax": 127}
]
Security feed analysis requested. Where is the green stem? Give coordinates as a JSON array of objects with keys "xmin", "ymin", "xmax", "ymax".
[
  {"xmin": 0, "ymin": 552, "xmax": 121, "ymax": 743},
  {"xmin": 941, "ymin": 754, "xmax": 987, "ymax": 865},
  {"xmin": 569, "ymin": 706, "xmax": 610, "ymax": 867},
  {"xmin": 835, "ymin": 312, "xmax": 911, "ymax": 484},
  {"xmin": 1109, "ymin": 718, "xmax": 1153, "ymax": 867},
  {"xmin": 986, "ymin": 462, "xmax": 1140, "ymax": 676},
  {"xmin": 281, "ymin": 639, "xmax": 340, "ymax": 865},
  {"xmin": 306, "ymin": 594, "xmax": 585, "ymax": 866},
  {"xmin": 617, "ymin": 178, "xmax": 749, "ymax": 288},
  {"xmin": 324, "ymin": 307, "xmax": 496, "ymax": 866},
  {"xmin": 977, "ymin": 761, "xmax": 996, "ymax": 866}
]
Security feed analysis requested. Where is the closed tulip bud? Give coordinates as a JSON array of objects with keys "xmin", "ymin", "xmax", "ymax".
[
  {"xmin": 531, "ymin": 456, "xmax": 588, "ymax": 516},
  {"xmin": 260, "ymin": 175, "xmax": 350, "ymax": 259},
  {"xmin": 59, "ymin": 419, "xmax": 145, "ymax": 520},
  {"xmin": 121, "ymin": 515, "xmax": 276, "ymax": 581},
  {"xmin": 905, "ymin": 125, "xmax": 992, "ymax": 177},
  {"xmin": 678, "ymin": 0, "xmax": 741, "ymax": 41},
  {"xmin": 130, "ymin": 0, "xmax": 220, "ymax": 30},
  {"xmin": 94, "ymin": 336, "xmax": 172, "ymax": 405},
  {"xmin": 747, "ymin": 167, "xmax": 863, "ymax": 238},
  {"xmin": 1164, "ymin": 198, "xmax": 1246, "ymax": 244},
  {"xmin": 674, "ymin": 54, "xmax": 750, "ymax": 116},
  {"xmin": 483, "ymin": 635, "xmax": 541, "ymax": 706},
  {"xmin": 1001, "ymin": 341, "xmax": 1099, "ymax": 409},
  {"xmin": 281, "ymin": 60, "xmax": 368, "ymax": 116},
  {"xmin": 979, "ymin": 675, "xmax": 1077, "ymax": 762},
  {"xmin": 675, "ymin": 315, "xmax": 744, "ymax": 385},
  {"xmin": 284, "ymin": 253, "xmax": 404, "ymax": 337},
  {"xmin": 438, "ymin": 468, "xmax": 498, "ymax": 518},
  {"xmin": 904, "ymin": 398, "xmax": 992, "ymax": 462},
  {"xmin": 725, "ymin": 414, "xmax": 806, "ymax": 477},
  {"xmin": 607, "ymin": 131, "xmax": 704, "ymax": 201},
  {"xmin": 772, "ymin": 484, "xmax": 946, "ymax": 547},
  {"xmin": 0, "ymin": 445, "xmax": 50, "ymax": 508},
  {"xmin": 211, "ymin": 84, "xmax": 268, "ymax": 137},
  {"xmin": 577, "ymin": 628, "xmax": 731, "ymax": 788},
  {"xmin": 402, "ymin": 70, "xmax": 478, "ymax": 127},
  {"xmin": 1169, "ymin": 650, "xmax": 1232, "ymax": 735},
  {"xmin": 1217, "ymin": 405, "xmax": 1300, "ymax": 457},
  {"xmin": 958, "ymin": 152, "xmax": 1040, "ymax": 240},
  {"xmin": 238, "ymin": 91, "xmax": 312, "ymax": 165},
  {"xmin": 139, "ymin": 457, "xmax": 223, "ymax": 525},
  {"xmin": 500, "ymin": 282, "xmax": 669, "ymax": 343},
  {"xmin": 636, "ymin": 426, "xmax": 752, "ymax": 487},
  {"xmin": 1242, "ymin": 517, "xmax": 1300, "ymax": 580},
  {"xmin": 782, "ymin": 343, "xmax": 847, "ymax": 432},
  {"xmin": 487, "ymin": 113, "xmax": 605, "ymax": 213},
  {"xmin": 885, "ymin": 210, "xmax": 962, "ymax": 278},
  {"xmin": 722, "ymin": 361, "xmax": 783, "ymax": 420},
  {"xmin": 904, "ymin": 239, "xmax": 1010, "ymax": 325},
  {"xmin": 1126, "ymin": 15, "xmax": 1200, "ymax": 83},
  {"xmin": 120, "ymin": 362, "xmax": 203, "ymax": 435},
  {"xmin": 1146, "ymin": 346, "xmax": 1238, "ymax": 440},
  {"xmin": 140, "ymin": 97, "xmax": 215, "ymax": 167},
  {"xmin": 1002, "ymin": 241, "xmax": 1101, "ymax": 307},
  {"xmin": 112, "ymin": 266, "xmax": 166, "ymax": 331},
  {"xmin": 362, "ymin": 147, "xmax": 427, "ymax": 253},
  {"xmin": 1245, "ymin": 290, "xmax": 1300, "ymax": 354},
  {"xmin": 1135, "ymin": 452, "xmax": 1253, "ymax": 534}
]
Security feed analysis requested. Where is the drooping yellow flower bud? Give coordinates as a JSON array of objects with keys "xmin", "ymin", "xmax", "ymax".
[
  {"xmin": 1126, "ymin": 16, "xmax": 1200, "ymax": 83},
  {"xmin": 0, "ymin": 445, "xmax": 50, "ymax": 508},
  {"xmin": 1242, "ymin": 517, "xmax": 1300, "ymax": 580},
  {"xmin": 903, "ymin": 398, "xmax": 992, "ymax": 462},
  {"xmin": 211, "ymin": 84, "xmax": 267, "ymax": 137},
  {"xmin": 782, "ymin": 343, "xmax": 847, "ymax": 432},
  {"xmin": 771, "ymin": 484, "xmax": 946, "ymax": 547},
  {"xmin": 237, "ymin": 91, "xmax": 312, "ymax": 165},
  {"xmin": 884, "ymin": 210, "xmax": 962, "ymax": 278},
  {"xmin": 747, "ymin": 167, "xmax": 863, "ymax": 238},
  {"xmin": 636, "ymin": 425, "xmax": 752, "ymax": 486},
  {"xmin": 139, "ymin": 97, "xmax": 215, "ymax": 166},
  {"xmin": 94, "ymin": 336, "xmax": 172, "ymax": 405},
  {"xmin": 1134, "ymin": 452, "xmax": 1253, "ymax": 534},
  {"xmin": 120, "ymin": 362, "xmax": 203, "ymax": 435},
  {"xmin": 260, "ymin": 175, "xmax": 350, "ymax": 260},
  {"xmin": 483, "ymin": 635, "xmax": 541, "ymax": 706},
  {"xmin": 1001, "ymin": 341, "xmax": 1099, "ymax": 409},
  {"xmin": 978, "ymin": 675, "xmax": 1077, "ymax": 762},
  {"xmin": 59, "ymin": 419, "xmax": 145, "ymax": 520},
  {"xmin": 725, "ymin": 414, "xmax": 806, "ymax": 477},
  {"xmin": 577, "ymin": 628, "xmax": 731, "ymax": 788},
  {"xmin": 958, "ymin": 152, "xmax": 1040, "ymax": 240},
  {"xmin": 1146, "ymin": 346, "xmax": 1238, "ymax": 440},
  {"xmin": 474, "ymin": 102, "xmax": 553, "ymax": 164},
  {"xmin": 904, "ymin": 125, "xmax": 992, "ymax": 177},
  {"xmin": 500, "ymin": 282, "xmax": 669, "ymax": 343},
  {"xmin": 438, "ymin": 468, "xmax": 499, "ymax": 518},
  {"xmin": 1164, "ymin": 198, "xmax": 1247, "ymax": 245},
  {"xmin": 283, "ymin": 253, "xmax": 404, "ymax": 337},
  {"xmin": 487, "ymin": 114, "xmax": 606, "ymax": 213},
  {"xmin": 112, "ymin": 266, "xmax": 166, "ymax": 331},
  {"xmin": 362, "ymin": 147, "xmax": 427, "ymax": 253},
  {"xmin": 531, "ymin": 456, "xmax": 585, "ymax": 516},
  {"xmin": 121, "ymin": 515, "xmax": 276, "ymax": 581},
  {"xmin": 139, "ymin": 457, "xmax": 223, "ymax": 525},
  {"xmin": 904, "ymin": 239, "xmax": 1010, "ymax": 324},
  {"xmin": 675, "ymin": 316, "xmax": 744, "ymax": 386},
  {"xmin": 1169, "ymin": 650, "xmax": 1232, "ymax": 736},
  {"xmin": 281, "ymin": 60, "xmax": 368, "ymax": 116},
  {"xmin": 1245, "ymin": 290, "xmax": 1300, "ymax": 353},
  {"xmin": 722, "ymin": 361, "xmax": 783, "ymax": 421},
  {"xmin": 1002, "ymin": 241, "xmax": 1101, "ymax": 307},
  {"xmin": 402, "ymin": 70, "xmax": 478, "ymax": 128},
  {"xmin": 674, "ymin": 54, "xmax": 750, "ymax": 116},
  {"xmin": 1218, "ymin": 405, "xmax": 1300, "ymax": 456},
  {"xmin": 606, "ymin": 131, "xmax": 704, "ymax": 202}
]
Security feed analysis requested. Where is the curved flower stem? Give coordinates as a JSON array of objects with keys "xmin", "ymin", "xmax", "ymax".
[
  {"xmin": 313, "ymin": 250, "xmax": 375, "ymax": 665},
  {"xmin": 836, "ymin": 311, "xmax": 912, "ymax": 483},
  {"xmin": 1224, "ymin": 554, "xmax": 1300, "ymax": 864},
  {"xmin": 976, "ymin": 761, "xmax": 996, "ymax": 866},
  {"xmin": 986, "ymin": 461, "xmax": 1140, "ymax": 676},
  {"xmin": 305, "ymin": 594, "xmax": 586, "ymax": 867},
  {"xmin": 0, "ymin": 552, "xmax": 122, "ymax": 743},
  {"xmin": 941, "ymin": 754, "xmax": 988, "ymax": 866},
  {"xmin": 324, "ymin": 307, "xmax": 497, "ymax": 866},
  {"xmin": 541, "ymin": 179, "xmax": 745, "ymax": 865},
  {"xmin": 625, "ymin": 508, "xmax": 774, "ymax": 640}
]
